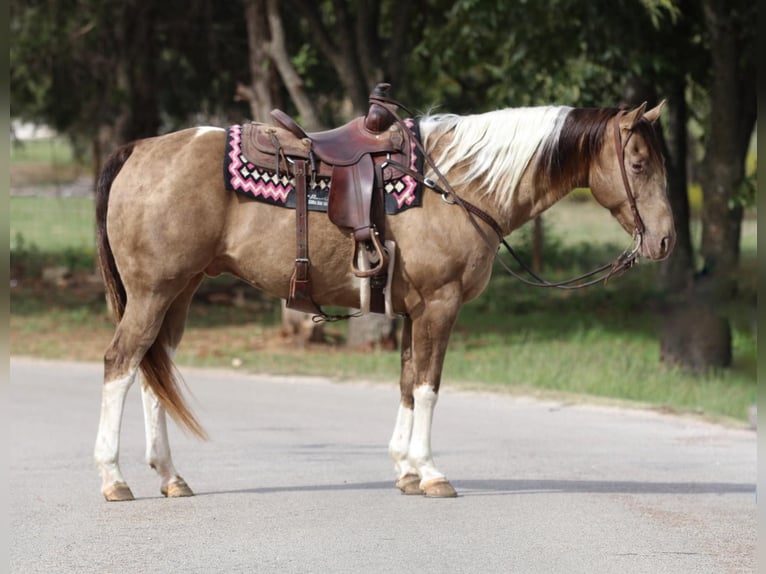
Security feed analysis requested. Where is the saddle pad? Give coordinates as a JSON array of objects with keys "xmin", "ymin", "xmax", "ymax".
[{"xmin": 223, "ymin": 119, "xmax": 424, "ymax": 214}]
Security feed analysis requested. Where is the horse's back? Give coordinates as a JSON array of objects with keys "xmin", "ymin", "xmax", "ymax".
[{"xmin": 110, "ymin": 126, "xmax": 227, "ymax": 197}]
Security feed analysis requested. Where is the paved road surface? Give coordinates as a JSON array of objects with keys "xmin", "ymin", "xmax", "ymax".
[{"xmin": 9, "ymin": 358, "xmax": 755, "ymax": 573}]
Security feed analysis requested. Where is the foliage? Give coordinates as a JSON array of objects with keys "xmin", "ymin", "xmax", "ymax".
[
  {"xmin": 10, "ymin": 233, "xmax": 94, "ymax": 279},
  {"xmin": 10, "ymin": 0, "xmax": 250, "ymax": 143},
  {"xmin": 401, "ymin": 0, "xmax": 687, "ymax": 111}
]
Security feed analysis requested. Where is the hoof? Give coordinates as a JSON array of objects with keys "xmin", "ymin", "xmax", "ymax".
[
  {"xmin": 422, "ymin": 478, "xmax": 458, "ymax": 498},
  {"xmin": 396, "ymin": 473, "xmax": 424, "ymax": 495},
  {"xmin": 103, "ymin": 481, "xmax": 135, "ymax": 502},
  {"xmin": 161, "ymin": 477, "xmax": 194, "ymax": 498}
]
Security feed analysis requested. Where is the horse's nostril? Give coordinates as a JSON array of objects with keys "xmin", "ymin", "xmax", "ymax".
[{"xmin": 660, "ymin": 236, "xmax": 669, "ymax": 256}]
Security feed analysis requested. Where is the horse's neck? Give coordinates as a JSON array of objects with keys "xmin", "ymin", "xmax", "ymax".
[
  {"xmin": 505, "ymin": 158, "xmax": 588, "ymax": 232},
  {"xmin": 421, "ymin": 106, "xmax": 593, "ymax": 236}
]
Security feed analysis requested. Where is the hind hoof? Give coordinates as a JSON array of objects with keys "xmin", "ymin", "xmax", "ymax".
[
  {"xmin": 396, "ymin": 473, "xmax": 424, "ymax": 495},
  {"xmin": 103, "ymin": 481, "xmax": 135, "ymax": 502},
  {"xmin": 161, "ymin": 477, "xmax": 194, "ymax": 498},
  {"xmin": 422, "ymin": 478, "xmax": 458, "ymax": 498}
]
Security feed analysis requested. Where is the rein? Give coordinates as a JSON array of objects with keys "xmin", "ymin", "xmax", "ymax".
[{"xmin": 372, "ymin": 92, "xmax": 645, "ymax": 289}]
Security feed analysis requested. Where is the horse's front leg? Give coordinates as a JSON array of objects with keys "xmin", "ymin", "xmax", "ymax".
[
  {"xmin": 389, "ymin": 316, "xmax": 420, "ymax": 493},
  {"xmin": 389, "ymin": 295, "xmax": 460, "ymax": 498}
]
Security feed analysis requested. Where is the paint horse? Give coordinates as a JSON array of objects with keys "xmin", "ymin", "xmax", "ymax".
[{"xmin": 94, "ymin": 96, "xmax": 674, "ymax": 501}]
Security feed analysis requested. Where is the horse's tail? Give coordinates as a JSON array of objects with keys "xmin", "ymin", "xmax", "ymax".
[
  {"xmin": 95, "ymin": 144, "xmax": 207, "ymax": 439},
  {"xmin": 95, "ymin": 144, "xmax": 134, "ymax": 321}
]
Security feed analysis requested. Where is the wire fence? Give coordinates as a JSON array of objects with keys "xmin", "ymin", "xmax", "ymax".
[{"xmin": 10, "ymin": 178, "xmax": 96, "ymax": 255}]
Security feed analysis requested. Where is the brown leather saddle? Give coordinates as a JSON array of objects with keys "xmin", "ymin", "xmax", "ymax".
[{"xmin": 239, "ymin": 83, "xmax": 412, "ymax": 316}]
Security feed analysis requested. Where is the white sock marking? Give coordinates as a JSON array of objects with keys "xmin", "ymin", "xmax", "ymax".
[
  {"xmin": 141, "ymin": 383, "xmax": 180, "ymax": 485},
  {"xmin": 94, "ymin": 370, "xmax": 136, "ymax": 487},
  {"xmin": 409, "ymin": 385, "xmax": 445, "ymax": 484},
  {"xmin": 389, "ymin": 404, "xmax": 415, "ymax": 478}
]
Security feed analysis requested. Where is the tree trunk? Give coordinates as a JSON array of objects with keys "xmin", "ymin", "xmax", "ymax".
[
  {"xmin": 621, "ymin": 76, "xmax": 694, "ymax": 293},
  {"xmin": 263, "ymin": 0, "xmax": 325, "ymax": 130},
  {"xmin": 240, "ymin": 0, "xmax": 281, "ymax": 123},
  {"xmin": 698, "ymin": 0, "xmax": 756, "ymax": 300},
  {"xmin": 656, "ymin": 76, "xmax": 694, "ymax": 294},
  {"xmin": 280, "ymin": 301, "xmax": 326, "ymax": 346},
  {"xmin": 658, "ymin": 0, "xmax": 755, "ymax": 371},
  {"xmin": 288, "ymin": 0, "xmax": 371, "ymax": 116},
  {"xmin": 114, "ymin": 1, "xmax": 161, "ymax": 144},
  {"xmin": 659, "ymin": 300, "xmax": 732, "ymax": 371},
  {"xmin": 347, "ymin": 314, "xmax": 398, "ymax": 351}
]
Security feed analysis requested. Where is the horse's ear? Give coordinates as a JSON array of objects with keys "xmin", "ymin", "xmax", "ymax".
[
  {"xmin": 642, "ymin": 99, "xmax": 666, "ymax": 124},
  {"xmin": 619, "ymin": 102, "xmax": 647, "ymax": 131}
]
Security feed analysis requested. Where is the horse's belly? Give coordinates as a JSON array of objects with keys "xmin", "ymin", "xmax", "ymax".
[{"xmin": 218, "ymin": 203, "xmax": 363, "ymax": 306}]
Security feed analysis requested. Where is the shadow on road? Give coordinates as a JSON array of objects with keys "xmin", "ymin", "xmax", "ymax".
[{"xmin": 194, "ymin": 478, "xmax": 755, "ymax": 498}]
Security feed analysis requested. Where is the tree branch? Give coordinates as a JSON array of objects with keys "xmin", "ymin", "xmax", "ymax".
[
  {"xmin": 242, "ymin": 0, "xmax": 275, "ymax": 122},
  {"xmin": 264, "ymin": 0, "xmax": 324, "ymax": 129}
]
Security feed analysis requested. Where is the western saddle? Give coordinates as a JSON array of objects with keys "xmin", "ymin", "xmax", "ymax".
[{"xmin": 240, "ymin": 83, "xmax": 412, "ymax": 317}]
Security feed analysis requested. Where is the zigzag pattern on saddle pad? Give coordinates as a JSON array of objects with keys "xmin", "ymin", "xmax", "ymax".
[{"xmin": 223, "ymin": 119, "xmax": 424, "ymax": 214}]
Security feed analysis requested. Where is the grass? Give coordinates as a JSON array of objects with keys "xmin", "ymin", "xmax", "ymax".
[
  {"xmin": 10, "ymin": 196, "xmax": 96, "ymax": 253},
  {"xmin": 446, "ymin": 267, "xmax": 756, "ymax": 422},
  {"xmin": 10, "ymin": 137, "xmax": 86, "ymax": 187},
  {"xmin": 8, "ymin": 188, "xmax": 757, "ymax": 426},
  {"xmin": 10, "ymin": 137, "xmax": 76, "ymax": 164}
]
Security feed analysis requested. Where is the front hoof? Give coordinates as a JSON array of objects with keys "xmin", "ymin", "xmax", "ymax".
[
  {"xmin": 103, "ymin": 481, "xmax": 135, "ymax": 502},
  {"xmin": 396, "ymin": 473, "xmax": 424, "ymax": 495},
  {"xmin": 161, "ymin": 477, "xmax": 194, "ymax": 498},
  {"xmin": 422, "ymin": 478, "xmax": 458, "ymax": 498}
]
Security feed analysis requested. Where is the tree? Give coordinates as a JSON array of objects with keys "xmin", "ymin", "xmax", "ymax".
[
  {"xmin": 697, "ymin": 0, "xmax": 756, "ymax": 300},
  {"xmin": 237, "ymin": 0, "xmax": 283, "ymax": 123},
  {"xmin": 11, "ymin": 0, "xmax": 248, "ymax": 151},
  {"xmin": 654, "ymin": 0, "xmax": 756, "ymax": 371}
]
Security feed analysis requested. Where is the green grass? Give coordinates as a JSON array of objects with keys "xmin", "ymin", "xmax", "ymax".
[
  {"xmin": 10, "ymin": 136, "xmax": 88, "ymax": 187},
  {"xmin": 10, "ymin": 196, "xmax": 96, "ymax": 252},
  {"xmin": 445, "ymin": 267, "xmax": 756, "ymax": 422},
  {"xmin": 11, "ymin": 137, "xmax": 77, "ymax": 164}
]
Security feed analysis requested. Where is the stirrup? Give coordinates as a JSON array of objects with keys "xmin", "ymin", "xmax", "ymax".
[{"xmin": 351, "ymin": 231, "xmax": 388, "ymax": 278}]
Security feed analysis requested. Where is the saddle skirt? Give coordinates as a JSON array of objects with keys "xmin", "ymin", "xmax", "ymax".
[{"xmin": 224, "ymin": 119, "xmax": 423, "ymax": 216}]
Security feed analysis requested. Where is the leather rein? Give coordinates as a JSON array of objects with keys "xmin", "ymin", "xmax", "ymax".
[{"xmin": 373, "ymin": 94, "xmax": 646, "ymax": 289}]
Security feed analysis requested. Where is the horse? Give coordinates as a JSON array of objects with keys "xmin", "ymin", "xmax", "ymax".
[{"xmin": 93, "ymin": 99, "xmax": 674, "ymax": 501}]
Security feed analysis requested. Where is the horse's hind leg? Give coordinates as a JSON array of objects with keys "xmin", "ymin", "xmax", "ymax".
[
  {"xmin": 141, "ymin": 274, "xmax": 203, "ymax": 498},
  {"xmin": 94, "ymin": 282, "xmax": 187, "ymax": 501},
  {"xmin": 94, "ymin": 363, "xmax": 138, "ymax": 501}
]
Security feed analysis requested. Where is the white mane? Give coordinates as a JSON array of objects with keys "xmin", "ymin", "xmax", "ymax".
[{"xmin": 419, "ymin": 106, "xmax": 572, "ymax": 212}]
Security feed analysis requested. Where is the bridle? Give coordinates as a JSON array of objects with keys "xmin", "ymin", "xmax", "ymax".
[{"xmin": 373, "ymin": 93, "xmax": 647, "ymax": 290}]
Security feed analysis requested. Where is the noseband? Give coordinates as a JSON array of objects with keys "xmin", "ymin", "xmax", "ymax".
[{"xmin": 374, "ymin": 95, "xmax": 647, "ymax": 289}]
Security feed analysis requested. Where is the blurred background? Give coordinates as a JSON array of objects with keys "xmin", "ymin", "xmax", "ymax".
[{"xmin": 9, "ymin": 0, "xmax": 756, "ymax": 425}]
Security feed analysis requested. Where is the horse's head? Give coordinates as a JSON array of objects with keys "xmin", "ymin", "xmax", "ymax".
[{"xmin": 589, "ymin": 101, "xmax": 675, "ymax": 261}]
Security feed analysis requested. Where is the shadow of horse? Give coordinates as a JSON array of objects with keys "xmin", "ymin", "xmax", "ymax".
[{"xmin": 195, "ymin": 478, "xmax": 754, "ymax": 497}]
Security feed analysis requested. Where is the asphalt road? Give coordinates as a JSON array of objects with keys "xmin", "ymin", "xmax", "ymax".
[{"xmin": 9, "ymin": 358, "xmax": 755, "ymax": 573}]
